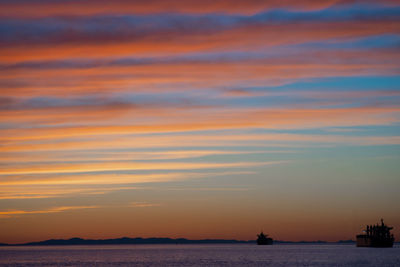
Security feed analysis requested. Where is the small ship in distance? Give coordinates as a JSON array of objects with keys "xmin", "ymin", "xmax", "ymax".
[
  {"xmin": 257, "ymin": 231, "xmax": 273, "ymax": 245},
  {"xmin": 356, "ymin": 219, "xmax": 394, "ymax": 247}
]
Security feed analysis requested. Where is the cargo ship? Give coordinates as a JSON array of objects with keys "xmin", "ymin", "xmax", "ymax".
[
  {"xmin": 356, "ymin": 219, "xmax": 394, "ymax": 247},
  {"xmin": 257, "ymin": 231, "xmax": 273, "ymax": 245}
]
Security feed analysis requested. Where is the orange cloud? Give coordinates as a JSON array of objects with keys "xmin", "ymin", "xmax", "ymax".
[
  {"xmin": 0, "ymin": 150, "xmax": 274, "ymax": 164},
  {"xmin": 2, "ymin": 48, "xmax": 399, "ymax": 98},
  {"xmin": 128, "ymin": 202, "xmax": 161, "ymax": 208},
  {"xmin": 1, "ymin": 0, "xmax": 399, "ymax": 18},
  {"xmin": 0, "ymin": 206, "xmax": 99, "ymax": 217},
  {"xmin": 0, "ymin": 161, "xmax": 284, "ymax": 175},
  {"xmin": 0, "ymin": 103, "xmax": 139, "ymax": 125},
  {"xmin": 1, "ymin": 131, "xmax": 399, "ymax": 157},
  {"xmin": 0, "ymin": 66, "xmax": 396, "ymax": 103},
  {"xmin": 0, "ymin": 185, "xmax": 146, "ymax": 200},
  {"xmin": 1, "ymin": 106, "xmax": 399, "ymax": 146},
  {"xmin": 0, "ymin": 171, "xmax": 255, "ymax": 187},
  {"xmin": 0, "ymin": 0, "xmax": 349, "ymax": 18},
  {"xmin": 1, "ymin": 19, "xmax": 399, "ymax": 64}
]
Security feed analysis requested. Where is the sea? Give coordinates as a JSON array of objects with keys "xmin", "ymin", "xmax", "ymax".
[{"xmin": 0, "ymin": 244, "xmax": 399, "ymax": 266}]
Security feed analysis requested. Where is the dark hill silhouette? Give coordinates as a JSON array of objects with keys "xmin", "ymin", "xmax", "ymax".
[
  {"xmin": 0, "ymin": 237, "xmax": 374, "ymax": 246},
  {"xmin": 0, "ymin": 237, "xmax": 253, "ymax": 246}
]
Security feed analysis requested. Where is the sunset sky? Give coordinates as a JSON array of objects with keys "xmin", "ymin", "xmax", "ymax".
[{"xmin": 0, "ymin": 0, "xmax": 399, "ymax": 244}]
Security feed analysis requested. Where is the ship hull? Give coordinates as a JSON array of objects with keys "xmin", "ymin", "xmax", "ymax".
[
  {"xmin": 257, "ymin": 238, "xmax": 273, "ymax": 245},
  {"xmin": 356, "ymin": 235, "xmax": 394, "ymax": 248}
]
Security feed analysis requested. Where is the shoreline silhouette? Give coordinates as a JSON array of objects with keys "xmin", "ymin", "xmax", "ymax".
[{"xmin": 0, "ymin": 237, "xmax": 361, "ymax": 246}]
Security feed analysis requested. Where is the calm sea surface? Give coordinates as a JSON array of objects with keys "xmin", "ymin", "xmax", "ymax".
[{"xmin": 0, "ymin": 244, "xmax": 399, "ymax": 266}]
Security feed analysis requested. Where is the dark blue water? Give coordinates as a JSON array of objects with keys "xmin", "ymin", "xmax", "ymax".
[{"xmin": 0, "ymin": 244, "xmax": 399, "ymax": 266}]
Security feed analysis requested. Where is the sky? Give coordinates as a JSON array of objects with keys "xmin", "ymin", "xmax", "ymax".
[{"xmin": 0, "ymin": 0, "xmax": 399, "ymax": 244}]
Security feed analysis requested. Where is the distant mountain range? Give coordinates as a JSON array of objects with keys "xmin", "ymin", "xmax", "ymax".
[{"xmin": 0, "ymin": 237, "xmax": 360, "ymax": 246}]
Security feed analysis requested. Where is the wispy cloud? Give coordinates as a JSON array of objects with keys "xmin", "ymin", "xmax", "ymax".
[
  {"xmin": 0, "ymin": 150, "xmax": 283, "ymax": 164},
  {"xmin": 0, "ymin": 186, "xmax": 142, "ymax": 199},
  {"xmin": 1, "ymin": 9, "xmax": 400, "ymax": 63},
  {"xmin": 1, "ymin": 106, "xmax": 399, "ymax": 146},
  {"xmin": 4, "ymin": 0, "xmax": 399, "ymax": 18},
  {"xmin": 128, "ymin": 202, "xmax": 161, "ymax": 208},
  {"xmin": 0, "ymin": 206, "xmax": 99, "ymax": 218},
  {"xmin": 0, "ymin": 161, "xmax": 286, "ymax": 176},
  {"xmin": 0, "ymin": 171, "xmax": 255, "ymax": 186}
]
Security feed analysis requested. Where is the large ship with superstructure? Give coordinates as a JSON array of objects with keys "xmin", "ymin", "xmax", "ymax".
[{"xmin": 356, "ymin": 219, "xmax": 394, "ymax": 247}]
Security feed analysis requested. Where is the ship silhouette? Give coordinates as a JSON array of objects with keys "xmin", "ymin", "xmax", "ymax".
[
  {"xmin": 257, "ymin": 231, "xmax": 273, "ymax": 245},
  {"xmin": 356, "ymin": 219, "xmax": 394, "ymax": 247}
]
